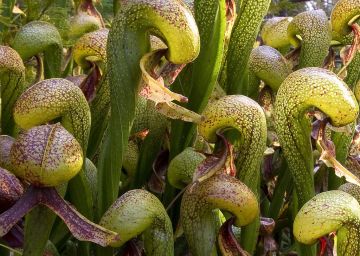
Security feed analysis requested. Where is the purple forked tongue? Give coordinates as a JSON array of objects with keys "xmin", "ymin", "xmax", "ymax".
[
  {"xmin": 0, "ymin": 186, "xmax": 119, "ymax": 247},
  {"xmin": 218, "ymin": 217, "xmax": 250, "ymax": 256}
]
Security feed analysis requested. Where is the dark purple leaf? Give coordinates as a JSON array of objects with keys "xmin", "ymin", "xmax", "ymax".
[
  {"xmin": 259, "ymin": 217, "xmax": 278, "ymax": 255},
  {"xmin": 122, "ymin": 239, "xmax": 144, "ymax": 256},
  {"xmin": 79, "ymin": 64, "xmax": 102, "ymax": 102},
  {"xmin": 148, "ymin": 150, "xmax": 169, "ymax": 194}
]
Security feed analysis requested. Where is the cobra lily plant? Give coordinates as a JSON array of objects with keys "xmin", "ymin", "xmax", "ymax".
[{"xmin": 1, "ymin": 0, "xmax": 360, "ymax": 256}]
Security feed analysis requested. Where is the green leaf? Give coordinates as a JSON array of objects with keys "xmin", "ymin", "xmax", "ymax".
[
  {"xmin": 221, "ymin": 0, "xmax": 271, "ymax": 95},
  {"xmin": 169, "ymin": 0, "xmax": 227, "ymax": 159}
]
